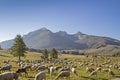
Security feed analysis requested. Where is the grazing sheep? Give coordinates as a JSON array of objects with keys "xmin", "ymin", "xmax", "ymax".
[
  {"xmin": 55, "ymin": 71, "xmax": 70, "ymax": 80},
  {"xmin": 0, "ymin": 72, "xmax": 18, "ymax": 80},
  {"xmin": 0, "ymin": 64, "xmax": 12, "ymax": 72},
  {"xmin": 109, "ymin": 64, "xmax": 113, "ymax": 68},
  {"xmin": 3, "ymin": 60, "xmax": 9, "ymax": 64},
  {"xmin": 89, "ymin": 63, "xmax": 95, "ymax": 66},
  {"xmin": 113, "ymin": 64, "xmax": 119, "ymax": 69},
  {"xmin": 24, "ymin": 64, "xmax": 32, "ymax": 71},
  {"xmin": 16, "ymin": 67, "xmax": 28, "ymax": 77},
  {"xmin": 118, "ymin": 67, "xmax": 120, "ymax": 72},
  {"xmin": 86, "ymin": 67, "xmax": 94, "ymax": 73},
  {"xmin": 36, "ymin": 65, "xmax": 48, "ymax": 71},
  {"xmin": 31, "ymin": 63, "xmax": 40, "ymax": 71},
  {"xmin": 96, "ymin": 67, "xmax": 102, "ymax": 72},
  {"xmin": 103, "ymin": 68, "xmax": 109, "ymax": 72},
  {"xmin": 71, "ymin": 67, "xmax": 77, "ymax": 75},
  {"xmin": 108, "ymin": 69, "xmax": 115, "ymax": 76},
  {"xmin": 89, "ymin": 70, "xmax": 97, "ymax": 77},
  {"xmin": 54, "ymin": 66, "xmax": 62, "ymax": 71},
  {"xmin": 17, "ymin": 61, "xmax": 24, "ymax": 68},
  {"xmin": 34, "ymin": 71, "xmax": 46, "ymax": 80},
  {"xmin": 59, "ymin": 67, "xmax": 70, "ymax": 72},
  {"xmin": 49, "ymin": 67, "xmax": 55, "ymax": 76}
]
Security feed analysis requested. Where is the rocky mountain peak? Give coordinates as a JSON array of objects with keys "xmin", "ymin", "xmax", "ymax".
[{"xmin": 0, "ymin": 27, "xmax": 120, "ymax": 50}]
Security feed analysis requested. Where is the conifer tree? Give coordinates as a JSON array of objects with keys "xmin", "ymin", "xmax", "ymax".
[
  {"xmin": 50, "ymin": 48, "xmax": 58, "ymax": 59},
  {"xmin": 42, "ymin": 49, "xmax": 48, "ymax": 59},
  {"xmin": 10, "ymin": 35, "xmax": 27, "ymax": 61}
]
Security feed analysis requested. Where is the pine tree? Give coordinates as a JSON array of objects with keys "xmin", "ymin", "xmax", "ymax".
[
  {"xmin": 10, "ymin": 35, "xmax": 27, "ymax": 61},
  {"xmin": 42, "ymin": 49, "xmax": 48, "ymax": 59},
  {"xmin": 50, "ymin": 48, "xmax": 58, "ymax": 59}
]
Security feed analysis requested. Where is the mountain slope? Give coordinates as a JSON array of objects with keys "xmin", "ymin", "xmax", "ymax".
[{"xmin": 0, "ymin": 27, "xmax": 120, "ymax": 50}]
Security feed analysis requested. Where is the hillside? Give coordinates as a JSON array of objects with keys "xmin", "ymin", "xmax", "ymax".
[{"xmin": 0, "ymin": 27, "xmax": 120, "ymax": 50}]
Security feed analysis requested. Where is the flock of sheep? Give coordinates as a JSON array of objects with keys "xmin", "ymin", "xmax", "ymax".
[{"xmin": 0, "ymin": 55, "xmax": 120, "ymax": 80}]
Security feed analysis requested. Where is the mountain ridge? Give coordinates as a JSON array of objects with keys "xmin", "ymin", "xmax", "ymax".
[{"xmin": 0, "ymin": 27, "xmax": 120, "ymax": 50}]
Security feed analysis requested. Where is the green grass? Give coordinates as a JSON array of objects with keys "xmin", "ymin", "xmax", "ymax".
[{"xmin": 0, "ymin": 50, "xmax": 120, "ymax": 80}]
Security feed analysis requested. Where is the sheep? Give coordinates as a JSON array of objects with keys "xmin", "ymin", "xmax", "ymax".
[
  {"xmin": 118, "ymin": 67, "xmax": 120, "ymax": 72},
  {"xmin": 0, "ymin": 64, "xmax": 12, "ymax": 72},
  {"xmin": 109, "ymin": 64, "xmax": 113, "ymax": 68},
  {"xmin": 89, "ymin": 63, "xmax": 95, "ymax": 66},
  {"xmin": 71, "ymin": 67, "xmax": 77, "ymax": 75},
  {"xmin": 34, "ymin": 71, "xmax": 46, "ymax": 80},
  {"xmin": 89, "ymin": 70, "xmax": 97, "ymax": 77},
  {"xmin": 36, "ymin": 65, "xmax": 48, "ymax": 71},
  {"xmin": 23, "ymin": 64, "xmax": 32, "ymax": 71},
  {"xmin": 54, "ymin": 66, "xmax": 62, "ymax": 71},
  {"xmin": 17, "ymin": 61, "xmax": 24, "ymax": 68},
  {"xmin": 49, "ymin": 66, "xmax": 55, "ymax": 76},
  {"xmin": 59, "ymin": 67, "xmax": 70, "ymax": 72},
  {"xmin": 16, "ymin": 67, "xmax": 28, "ymax": 77},
  {"xmin": 0, "ymin": 72, "xmax": 18, "ymax": 80},
  {"xmin": 102, "ymin": 68, "xmax": 109, "ymax": 72},
  {"xmin": 86, "ymin": 67, "xmax": 94, "ymax": 73},
  {"xmin": 96, "ymin": 67, "xmax": 102, "ymax": 72},
  {"xmin": 113, "ymin": 64, "xmax": 119, "ymax": 69},
  {"xmin": 54, "ymin": 71, "xmax": 70, "ymax": 80},
  {"xmin": 3, "ymin": 60, "xmax": 9, "ymax": 64},
  {"xmin": 31, "ymin": 63, "xmax": 40, "ymax": 71},
  {"xmin": 108, "ymin": 69, "xmax": 115, "ymax": 76}
]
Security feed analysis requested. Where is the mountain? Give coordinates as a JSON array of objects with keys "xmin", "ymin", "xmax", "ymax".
[{"xmin": 0, "ymin": 27, "xmax": 120, "ymax": 50}]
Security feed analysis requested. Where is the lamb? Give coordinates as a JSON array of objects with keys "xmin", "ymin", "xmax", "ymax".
[
  {"xmin": 34, "ymin": 71, "xmax": 46, "ymax": 80},
  {"xmin": 0, "ymin": 72, "xmax": 18, "ymax": 80},
  {"xmin": 54, "ymin": 71, "xmax": 70, "ymax": 80}
]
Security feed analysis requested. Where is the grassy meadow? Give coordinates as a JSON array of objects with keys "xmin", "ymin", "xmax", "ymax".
[{"xmin": 0, "ymin": 50, "xmax": 120, "ymax": 80}]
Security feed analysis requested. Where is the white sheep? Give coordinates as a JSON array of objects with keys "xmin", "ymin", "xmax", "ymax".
[
  {"xmin": 118, "ymin": 67, "xmax": 120, "ymax": 72},
  {"xmin": 86, "ymin": 67, "xmax": 94, "ymax": 73},
  {"xmin": 89, "ymin": 70, "xmax": 97, "ymax": 77},
  {"xmin": 102, "ymin": 68, "xmax": 109, "ymax": 72},
  {"xmin": 96, "ymin": 67, "xmax": 101, "ymax": 72},
  {"xmin": 0, "ymin": 64, "xmax": 12, "ymax": 72},
  {"xmin": 55, "ymin": 71, "xmax": 70, "ymax": 80},
  {"xmin": 34, "ymin": 71, "xmax": 46, "ymax": 80},
  {"xmin": 71, "ymin": 67, "xmax": 77, "ymax": 75},
  {"xmin": 49, "ymin": 66, "xmax": 55, "ymax": 76},
  {"xmin": 0, "ymin": 72, "xmax": 18, "ymax": 80},
  {"xmin": 108, "ymin": 68, "xmax": 115, "ymax": 76}
]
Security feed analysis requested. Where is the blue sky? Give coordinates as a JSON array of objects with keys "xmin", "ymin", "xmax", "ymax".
[{"xmin": 0, "ymin": 0, "xmax": 120, "ymax": 42}]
